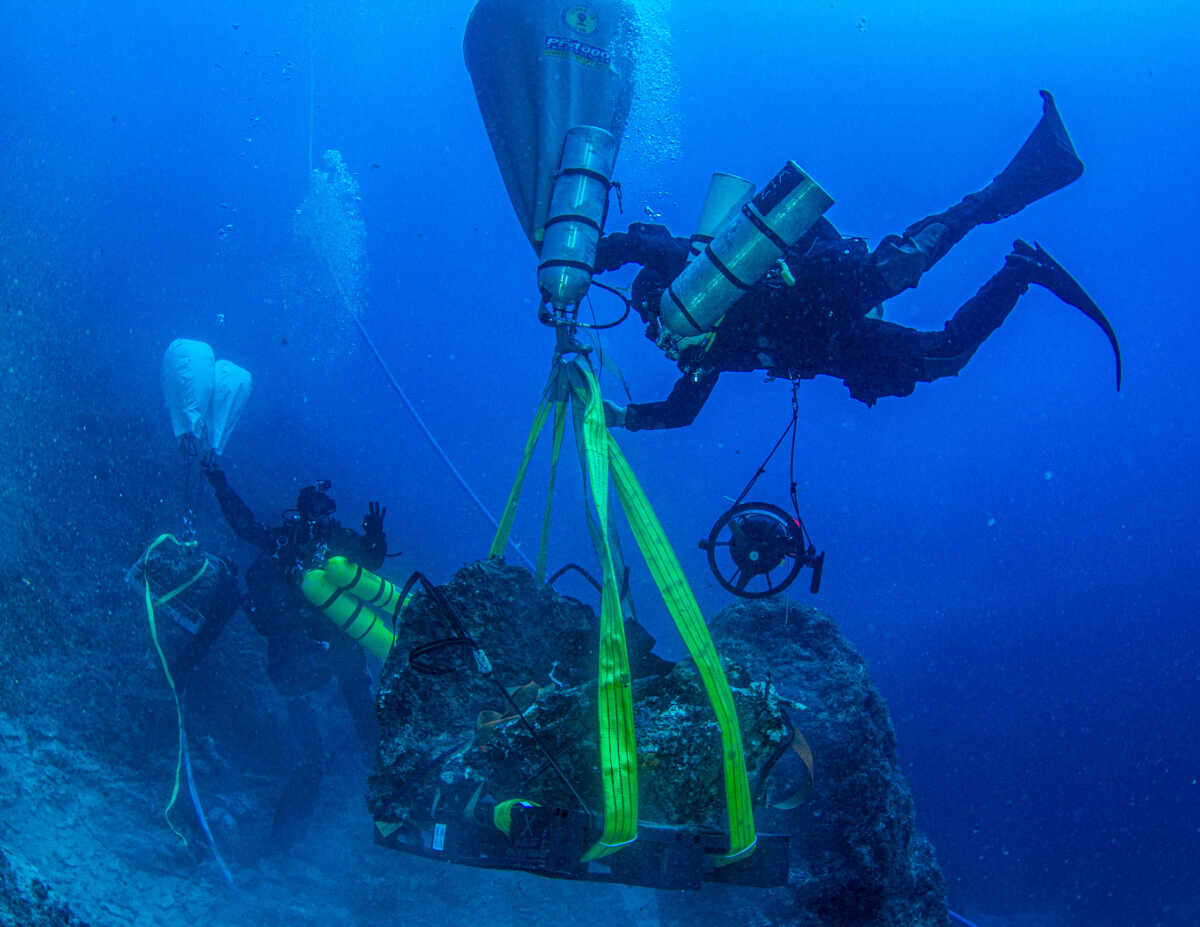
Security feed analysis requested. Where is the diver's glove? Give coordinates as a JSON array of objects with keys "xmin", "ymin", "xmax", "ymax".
[
  {"xmin": 603, "ymin": 400, "xmax": 628, "ymax": 430},
  {"xmin": 201, "ymin": 457, "xmax": 226, "ymax": 486},
  {"xmin": 595, "ymin": 223, "xmax": 689, "ymax": 278},
  {"xmin": 362, "ymin": 501, "xmax": 387, "ymax": 539}
]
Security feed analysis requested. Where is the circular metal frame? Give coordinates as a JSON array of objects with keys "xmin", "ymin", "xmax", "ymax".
[{"xmin": 701, "ymin": 501, "xmax": 805, "ymax": 599}]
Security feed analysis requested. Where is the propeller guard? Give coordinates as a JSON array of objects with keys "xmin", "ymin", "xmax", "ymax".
[{"xmin": 700, "ymin": 502, "xmax": 824, "ymax": 598}]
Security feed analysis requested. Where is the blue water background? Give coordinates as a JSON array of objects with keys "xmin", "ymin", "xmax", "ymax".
[{"xmin": 2, "ymin": 0, "xmax": 1197, "ymax": 924}]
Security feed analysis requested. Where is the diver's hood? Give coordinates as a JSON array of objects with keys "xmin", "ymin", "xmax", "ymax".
[
  {"xmin": 464, "ymin": 0, "xmax": 638, "ymax": 253},
  {"xmin": 297, "ymin": 486, "xmax": 336, "ymax": 521}
]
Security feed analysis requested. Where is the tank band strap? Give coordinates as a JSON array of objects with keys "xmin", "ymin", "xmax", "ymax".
[
  {"xmin": 367, "ymin": 579, "xmax": 389, "ymax": 606},
  {"xmin": 316, "ymin": 586, "xmax": 343, "ymax": 612},
  {"xmin": 339, "ymin": 598, "xmax": 364, "ymax": 631},
  {"xmin": 665, "ymin": 285, "xmax": 706, "ymax": 335},
  {"xmin": 339, "ymin": 561, "xmax": 364, "ymax": 592},
  {"xmin": 743, "ymin": 204, "xmax": 789, "ymax": 252},
  {"xmin": 703, "ymin": 243, "xmax": 752, "ymax": 291},
  {"xmin": 543, "ymin": 212, "xmax": 601, "ymax": 233},
  {"xmin": 560, "ymin": 166, "xmax": 611, "ymax": 186},
  {"xmin": 539, "ymin": 258, "xmax": 594, "ymax": 275},
  {"xmin": 352, "ymin": 609, "xmax": 379, "ymax": 642}
]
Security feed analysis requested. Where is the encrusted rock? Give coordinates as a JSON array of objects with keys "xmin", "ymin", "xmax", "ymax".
[
  {"xmin": 368, "ymin": 559, "xmax": 792, "ymax": 830},
  {"xmin": 701, "ymin": 598, "xmax": 948, "ymax": 927},
  {"xmin": 368, "ymin": 561, "xmax": 947, "ymax": 926}
]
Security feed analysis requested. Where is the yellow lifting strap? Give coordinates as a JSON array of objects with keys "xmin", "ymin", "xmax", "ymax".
[
  {"xmin": 608, "ymin": 435, "xmax": 757, "ymax": 864},
  {"xmin": 535, "ymin": 398, "xmax": 569, "ymax": 585},
  {"xmin": 489, "ymin": 348, "xmax": 756, "ymax": 865},
  {"xmin": 570, "ymin": 362, "xmax": 639, "ymax": 860},
  {"xmin": 488, "ymin": 384, "xmax": 555, "ymax": 568},
  {"xmin": 139, "ymin": 532, "xmax": 212, "ymax": 846}
]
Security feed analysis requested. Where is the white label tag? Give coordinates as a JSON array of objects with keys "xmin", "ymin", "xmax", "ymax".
[{"xmin": 432, "ymin": 823, "xmax": 447, "ymax": 852}]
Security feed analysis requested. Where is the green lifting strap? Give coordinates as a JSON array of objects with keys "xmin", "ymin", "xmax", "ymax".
[
  {"xmin": 573, "ymin": 361, "xmax": 755, "ymax": 865},
  {"xmin": 139, "ymin": 533, "xmax": 212, "ymax": 846},
  {"xmin": 607, "ymin": 436, "xmax": 757, "ymax": 864},
  {"xmin": 535, "ymin": 397, "xmax": 569, "ymax": 585},
  {"xmin": 489, "ymin": 349, "xmax": 756, "ymax": 865},
  {"xmin": 488, "ymin": 382, "xmax": 555, "ymax": 564},
  {"xmin": 568, "ymin": 363, "xmax": 639, "ymax": 860}
]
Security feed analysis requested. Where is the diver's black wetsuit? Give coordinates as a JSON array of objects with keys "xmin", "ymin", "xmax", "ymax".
[
  {"xmin": 203, "ymin": 466, "xmax": 388, "ymax": 846},
  {"xmin": 203, "ymin": 467, "xmax": 385, "ymax": 742},
  {"xmin": 595, "ymin": 91, "xmax": 1120, "ymax": 430},
  {"xmin": 598, "ymin": 218, "xmax": 1042, "ymax": 426}
]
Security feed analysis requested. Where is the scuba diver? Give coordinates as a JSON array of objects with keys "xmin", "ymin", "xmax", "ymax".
[
  {"xmin": 596, "ymin": 91, "xmax": 1122, "ymax": 431},
  {"xmin": 200, "ymin": 460, "xmax": 389, "ymax": 846}
]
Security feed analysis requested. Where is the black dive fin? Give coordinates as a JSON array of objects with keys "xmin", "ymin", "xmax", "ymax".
[
  {"xmin": 990, "ymin": 90, "xmax": 1085, "ymax": 217},
  {"xmin": 1018, "ymin": 239, "xmax": 1122, "ymax": 390}
]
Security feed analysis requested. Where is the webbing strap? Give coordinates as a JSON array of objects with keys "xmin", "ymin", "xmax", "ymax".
[
  {"xmin": 488, "ymin": 385, "xmax": 556, "ymax": 561},
  {"xmin": 490, "ymin": 354, "xmax": 756, "ymax": 864},
  {"xmin": 535, "ymin": 399, "xmax": 569, "ymax": 584},
  {"xmin": 154, "ymin": 557, "xmax": 211, "ymax": 608},
  {"xmin": 568, "ymin": 364, "xmax": 638, "ymax": 860},
  {"xmin": 607, "ymin": 437, "xmax": 757, "ymax": 863},
  {"xmin": 140, "ymin": 533, "xmax": 195, "ymax": 846}
]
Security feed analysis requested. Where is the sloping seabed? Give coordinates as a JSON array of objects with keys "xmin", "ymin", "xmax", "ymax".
[{"xmin": 2, "ymin": 241, "xmax": 937, "ymax": 926}]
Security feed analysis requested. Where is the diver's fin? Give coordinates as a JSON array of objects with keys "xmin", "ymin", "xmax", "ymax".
[
  {"xmin": 986, "ymin": 90, "xmax": 1084, "ymax": 219},
  {"xmin": 898, "ymin": 92, "xmax": 1087, "ymax": 272},
  {"xmin": 1011, "ymin": 239, "xmax": 1122, "ymax": 390}
]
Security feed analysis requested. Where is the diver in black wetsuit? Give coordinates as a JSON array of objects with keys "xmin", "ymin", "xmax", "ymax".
[
  {"xmin": 597, "ymin": 91, "xmax": 1122, "ymax": 431},
  {"xmin": 200, "ymin": 460, "xmax": 388, "ymax": 845}
]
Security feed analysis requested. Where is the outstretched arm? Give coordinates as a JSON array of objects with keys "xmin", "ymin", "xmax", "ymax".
[
  {"xmin": 614, "ymin": 371, "xmax": 720, "ymax": 432},
  {"xmin": 595, "ymin": 222, "xmax": 690, "ymax": 278},
  {"xmin": 203, "ymin": 465, "xmax": 274, "ymax": 551}
]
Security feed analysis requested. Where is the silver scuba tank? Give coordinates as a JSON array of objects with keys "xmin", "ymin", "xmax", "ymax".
[
  {"xmin": 687, "ymin": 172, "xmax": 756, "ymax": 262},
  {"xmin": 661, "ymin": 161, "xmax": 833, "ymax": 337},
  {"xmin": 537, "ymin": 126, "xmax": 618, "ymax": 316}
]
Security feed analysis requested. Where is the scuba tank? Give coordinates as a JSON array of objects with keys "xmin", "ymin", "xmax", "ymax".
[
  {"xmin": 660, "ymin": 162, "xmax": 833, "ymax": 338},
  {"xmin": 686, "ymin": 172, "xmax": 757, "ymax": 263},
  {"xmin": 537, "ymin": 125, "xmax": 619, "ymax": 318},
  {"xmin": 300, "ymin": 556, "xmax": 399, "ymax": 661}
]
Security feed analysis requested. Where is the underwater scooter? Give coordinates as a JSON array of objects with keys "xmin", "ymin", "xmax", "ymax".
[{"xmin": 699, "ymin": 381, "xmax": 825, "ymax": 599}]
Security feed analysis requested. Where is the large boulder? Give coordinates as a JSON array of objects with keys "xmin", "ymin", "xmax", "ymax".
[
  {"xmin": 700, "ymin": 598, "xmax": 948, "ymax": 927},
  {"xmin": 367, "ymin": 559, "xmax": 793, "ymax": 832}
]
